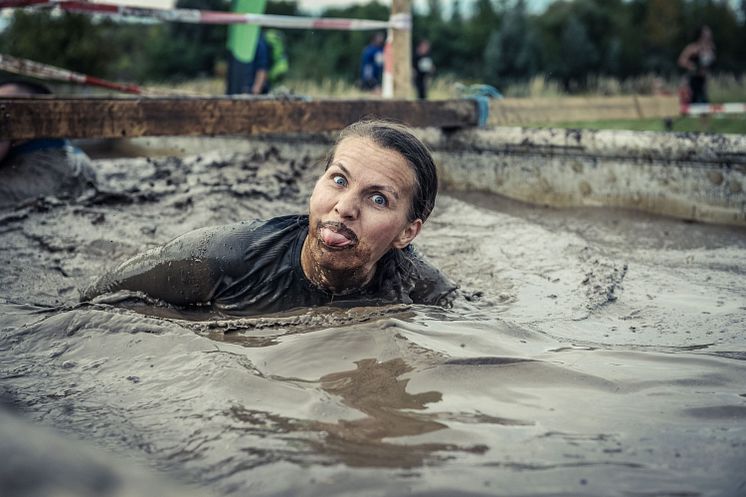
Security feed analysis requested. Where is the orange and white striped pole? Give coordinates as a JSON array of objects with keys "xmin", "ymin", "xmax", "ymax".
[
  {"xmin": 0, "ymin": 53, "xmax": 142, "ymax": 94},
  {"xmin": 0, "ymin": 0, "xmax": 395, "ymax": 30}
]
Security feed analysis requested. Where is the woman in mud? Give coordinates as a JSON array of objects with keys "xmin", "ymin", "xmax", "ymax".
[{"xmin": 83, "ymin": 120, "xmax": 457, "ymax": 315}]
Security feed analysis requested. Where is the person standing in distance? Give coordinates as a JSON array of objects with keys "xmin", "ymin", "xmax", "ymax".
[
  {"xmin": 678, "ymin": 25, "xmax": 716, "ymax": 105},
  {"xmin": 413, "ymin": 39, "xmax": 435, "ymax": 100},
  {"xmin": 359, "ymin": 33, "xmax": 385, "ymax": 94}
]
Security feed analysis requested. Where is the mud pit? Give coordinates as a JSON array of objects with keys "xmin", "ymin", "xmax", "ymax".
[{"xmin": 1, "ymin": 138, "xmax": 745, "ymax": 497}]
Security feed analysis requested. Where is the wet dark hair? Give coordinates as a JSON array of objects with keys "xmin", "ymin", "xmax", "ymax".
[
  {"xmin": 324, "ymin": 120, "xmax": 438, "ymax": 223},
  {"xmin": 0, "ymin": 79, "xmax": 52, "ymax": 95}
]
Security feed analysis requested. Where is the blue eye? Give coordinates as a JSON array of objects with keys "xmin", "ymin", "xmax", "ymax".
[
  {"xmin": 371, "ymin": 194, "xmax": 387, "ymax": 206},
  {"xmin": 332, "ymin": 175, "xmax": 347, "ymax": 186}
]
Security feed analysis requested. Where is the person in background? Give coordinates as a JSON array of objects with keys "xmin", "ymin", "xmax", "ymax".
[
  {"xmin": 413, "ymin": 39, "xmax": 435, "ymax": 100},
  {"xmin": 677, "ymin": 25, "xmax": 716, "ymax": 105},
  {"xmin": 227, "ymin": 31, "xmax": 270, "ymax": 95},
  {"xmin": 359, "ymin": 32, "xmax": 385, "ymax": 93},
  {"xmin": 264, "ymin": 29, "xmax": 289, "ymax": 88},
  {"xmin": 0, "ymin": 80, "xmax": 96, "ymax": 209}
]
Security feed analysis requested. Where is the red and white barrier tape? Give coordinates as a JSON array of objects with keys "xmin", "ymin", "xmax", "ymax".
[
  {"xmin": 0, "ymin": 0, "xmax": 48, "ymax": 6},
  {"xmin": 0, "ymin": 53, "xmax": 142, "ymax": 94},
  {"xmin": 0, "ymin": 0, "xmax": 411, "ymax": 30},
  {"xmin": 681, "ymin": 103, "xmax": 746, "ymax": 116}
]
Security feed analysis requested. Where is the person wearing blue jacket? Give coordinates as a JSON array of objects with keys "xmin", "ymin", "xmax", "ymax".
[{"xmin": 359, "ymin": 33, "xmax": 385, "ymax": 92}]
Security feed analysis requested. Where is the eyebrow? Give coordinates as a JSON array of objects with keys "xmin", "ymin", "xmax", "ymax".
[{"xmin": 329, "ymin": 162, "xmax": 401, "ymax": 200}]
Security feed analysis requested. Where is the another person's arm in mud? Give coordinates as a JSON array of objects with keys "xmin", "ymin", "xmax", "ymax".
[{"xmin": 1, "ymin": 80, "xmax": 98, "ymax": 209}]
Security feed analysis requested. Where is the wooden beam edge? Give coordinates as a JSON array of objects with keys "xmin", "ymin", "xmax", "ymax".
[{"xmin": 0, "ymin": 98, "xmax": 478, "ymax": 140}]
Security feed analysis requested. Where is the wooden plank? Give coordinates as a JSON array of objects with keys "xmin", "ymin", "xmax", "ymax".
[
  {"xmin": 389, "ymin": 0, "xmax": 412, "ymax": 99},
  {"xmin": 0, "ymin": 97, "xmax": 477, "ymax": 140},
  {"xmin": 488, "ymin": 96, "xmax": 679, "ymax": 126}
]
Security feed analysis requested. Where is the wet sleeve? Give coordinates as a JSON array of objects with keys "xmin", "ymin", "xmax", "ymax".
[{"xmin": 81, "ymin": 225, "xmax": 247, "ymax": 306}]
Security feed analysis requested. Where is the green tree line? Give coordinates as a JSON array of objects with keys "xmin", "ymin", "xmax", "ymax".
[{"xmin": 1, "ymin": 0, "xmax": 744, "ymax": 91}]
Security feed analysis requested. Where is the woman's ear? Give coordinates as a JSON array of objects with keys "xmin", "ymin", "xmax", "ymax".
[{"xmin": 392, "ymin": 219, "xmax": 422, "ymax": 249}]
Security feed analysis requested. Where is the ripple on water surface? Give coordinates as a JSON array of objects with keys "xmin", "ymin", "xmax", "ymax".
[{"xmin": 1, "ymin": 152, "xmax": 745, "ymax": 497}]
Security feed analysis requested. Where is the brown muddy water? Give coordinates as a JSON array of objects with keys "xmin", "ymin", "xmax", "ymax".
[{"xmin": 1, "ymin": 144, "xmax": 745, "ymax": 497}]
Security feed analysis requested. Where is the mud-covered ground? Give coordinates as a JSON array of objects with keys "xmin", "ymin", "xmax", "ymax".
[{"xmin": 1, "ymin": 146, "xmax": 745, "ymax": 497}]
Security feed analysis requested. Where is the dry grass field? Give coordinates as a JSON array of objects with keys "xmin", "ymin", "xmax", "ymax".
[
  {"xmin": 154, "ymin": 73, "xmax": 745, "ymax": 101},
  {"xmin": 147, "ymin": 73, "xmax": 746, "ymax": 134}
]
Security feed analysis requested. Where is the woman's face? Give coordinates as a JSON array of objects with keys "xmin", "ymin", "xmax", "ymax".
[{"xmin": 304, "ymin": 136, "xmax": 422, "ymax": 285}]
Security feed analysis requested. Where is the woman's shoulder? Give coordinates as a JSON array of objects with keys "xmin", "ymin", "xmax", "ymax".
[
  {"xmin": 195, "ymin": 215, "xmax": 307, "ymax": 245},
  {"xmin": 200, "ymin": 215, "xmax": 307, "ymax": 267},
  {"xmin": 384, "ymin": 246, "xmax": 458, "ymax": 306}
]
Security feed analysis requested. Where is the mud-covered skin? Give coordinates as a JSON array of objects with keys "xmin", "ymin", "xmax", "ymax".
[{"xmin": 83, "ymin": 215, "xmax": 458, "ymax": 315}]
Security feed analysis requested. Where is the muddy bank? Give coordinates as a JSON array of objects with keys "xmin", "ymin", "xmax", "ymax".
[
  {"xmin": 436, "ymin": 127, "xmax": 746, "ymax": 226},
  {"xmin": 1, "ymin": 145, "xmax": 745, "ymax": 497},
  {"xmin": 79, "ymin": 126, "xmax": 746, "ymax": 226}
]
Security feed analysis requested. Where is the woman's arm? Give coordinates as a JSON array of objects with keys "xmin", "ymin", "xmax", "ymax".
[{"xmin": 81, "ymin": 226, "xmax": 225, "ymax": 305}]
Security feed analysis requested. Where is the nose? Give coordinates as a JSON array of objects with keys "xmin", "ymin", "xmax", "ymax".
[{"xmin": 334, "ymin": 190, "xmax": 360, "ymax": 220}]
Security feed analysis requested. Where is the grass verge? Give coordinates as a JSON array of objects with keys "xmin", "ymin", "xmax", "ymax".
[{"xmin": 527, "ymin": 115, "xmax": 746, "ymax": 134}]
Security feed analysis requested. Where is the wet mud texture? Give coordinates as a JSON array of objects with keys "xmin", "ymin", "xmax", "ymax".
[{"xmin": 1, "ymin": 148, "xmax": 746, "ymax": 497}]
